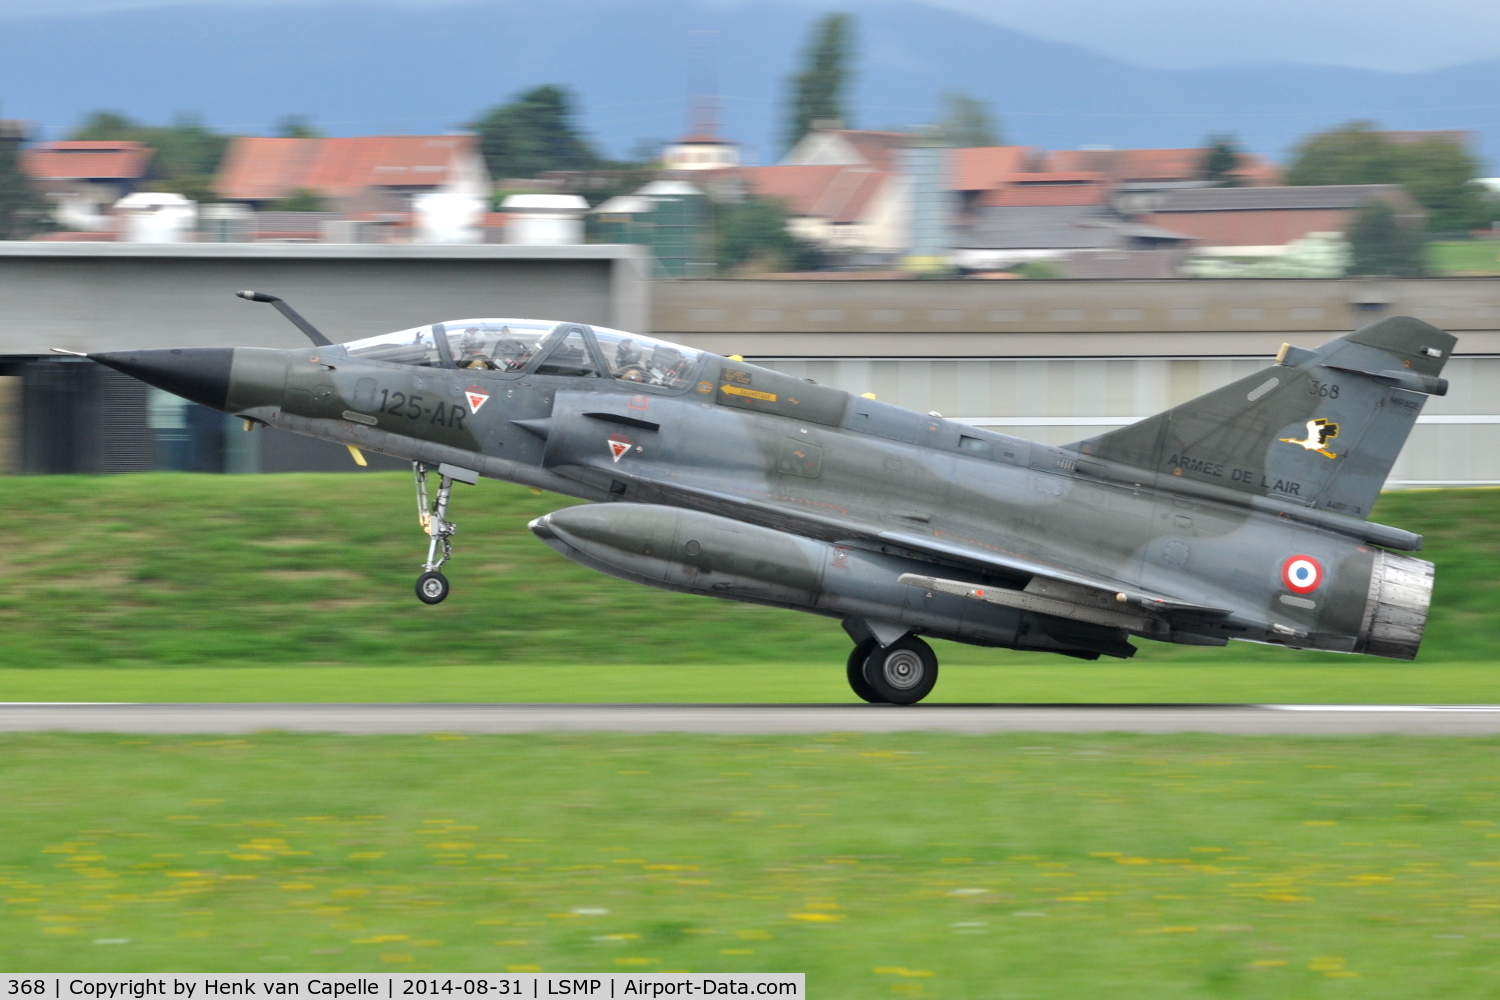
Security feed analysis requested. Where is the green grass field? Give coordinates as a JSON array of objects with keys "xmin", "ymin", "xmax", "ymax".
[
  {"xmin": 4, "ymin": 732, "xmax": 1500, "ymax": 994},
  {"xmin": 4, "ymin": 480, "xmax": 1500, "ymax": 986},
  {"xmin": 1427, "ymin": 241, "xmax": 1500, "ymax": 275},
  {"xmin": 0, "ymin": 475, "xmax": 1497, "ymax": 702}
]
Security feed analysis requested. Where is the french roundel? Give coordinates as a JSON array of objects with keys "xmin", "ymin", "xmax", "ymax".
[{"xmin": 1281, "ymin": 555, "xmax": 1323, "ymax": 594}]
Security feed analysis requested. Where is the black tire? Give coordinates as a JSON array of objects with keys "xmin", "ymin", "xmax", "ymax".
[
  {"xmin": 846, "ymin": 639, "xmax": 882, "ymax": 703},
  {"xmin": 862, "ymin": 636, "xmax": 939, "ymax": 705},
  {"xmin": 415, "ymin": 571, "xmax": 450, "ymax": 605}
]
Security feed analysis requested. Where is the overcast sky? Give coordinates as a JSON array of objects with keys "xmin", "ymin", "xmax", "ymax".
[
  {"xmin": 935, "ymin": 0, "xmax": 1500, "ymax": 72},
  {"xmin": 0, "ymin": 0, "xmax": 1492, "ymax": 73}
]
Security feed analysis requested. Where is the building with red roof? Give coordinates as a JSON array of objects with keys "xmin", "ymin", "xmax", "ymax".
[
  {"xmin": 713, "ymin": 124, "xmax": 914, "ymax": 254},
  {"xmin": 1045, "ymin": 147, "xmax": 1280, "ymax": 187},
  {"xmin": 950, "ymin": 146, "xmax": 1042, "ymax": 194},
  {"xmin": 214, "ymin": 135, "xmax": 489, "ymax": 214},
  {"xmin": 738, "ymin": 163, "xmax": 903, "ymax": 253},
  {"xmin": 22, "ymin": 140, "xmax": 154, "ymax": 231},
  {"xmin": 781, "ymin": 123, "xmax": 909, "ymax": 173},
  {"xmin": 1131, "ymin": 184, "xmax": 1424, "ymax": 253},
  {"xmin": 977, "ymin": 172, "xmax": 1108, "ymax": 208}
]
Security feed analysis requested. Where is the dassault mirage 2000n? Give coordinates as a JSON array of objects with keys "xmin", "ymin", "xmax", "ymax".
[{"xmin": 69, "ymin": 294, "xmax": 1452, "ymax": 704}]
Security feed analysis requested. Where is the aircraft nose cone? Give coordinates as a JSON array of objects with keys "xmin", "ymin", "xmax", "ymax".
[{"xmin": 90, "ymin": 348, "xmax": 235, "ymax": 412}]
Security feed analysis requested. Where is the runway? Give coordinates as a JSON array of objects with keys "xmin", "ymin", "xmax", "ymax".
[{"xmin": 3, "ymin": 703, "xmax": 1500, "ymax": 735}]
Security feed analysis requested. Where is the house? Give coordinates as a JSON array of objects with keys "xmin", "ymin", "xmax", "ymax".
[
  {"xmin": 752, "ymin": 131, "xmax": 1311, "ymax": 265},
  {"xmin": 1128, "ymin": 184, "xmax": 1425, "ymax": 255},
  {"xmin": 719, "ymin": 125, "xmax": 914, "ymax": 254},
  {"xmin": 949, "ymin": 145, "xmax": 1044, "ymax": 219},
  {"xmin": 1044, "ymin": 147, "xmax": 1280, "ymax": 187},
  {"xmin": 952, "ymin": 203, "xmax": 1195, "ymax": 271},
  {"xmin": 22, "ymin": 140, "xmax": 153, "ymax": 231},
  {"xmin": 214, "ymin": 135, "xmax": 490, "ymax": 214},
  {"xmin": 951, "ymin": 163, "xmax": 1195, "ymax": 271},
  {"xmin": 739, "ymin": 164, "xmax": 903, "ymax": 253},
  {"xmin": 781, "ymin": 123, "xmax": 908, "ymax": 172},
  {"xmin": 948, "ymin": 145, "xmax": 1274, "ymax": 245},
  {"xmin": 977, "ymin": 172, "xmax": 1109, "ymax": 209}
]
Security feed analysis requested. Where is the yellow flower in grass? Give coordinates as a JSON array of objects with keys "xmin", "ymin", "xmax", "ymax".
[{"xmin": 1308, "ymin": 957, "xmax": 1359, "ymax": 978}]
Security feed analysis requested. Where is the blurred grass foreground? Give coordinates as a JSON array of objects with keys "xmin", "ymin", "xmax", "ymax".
[
  {"xmin": 4, "ymin": 731, "xmax": 1500, "ymax": 992},
  {"xmin": 0, "ymin": 474, "xmax": 1498, "ymax": 702}
]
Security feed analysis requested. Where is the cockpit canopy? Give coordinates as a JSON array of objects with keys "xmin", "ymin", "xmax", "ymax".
[{"xmin": 339, "ymin": 319, "xmax": 703, "ymax": 391}]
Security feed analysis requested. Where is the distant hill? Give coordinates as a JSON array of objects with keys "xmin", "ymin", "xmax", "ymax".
[{"xmin": 1, "ymin": 0, "xmax": 1497, "ymax": 168}]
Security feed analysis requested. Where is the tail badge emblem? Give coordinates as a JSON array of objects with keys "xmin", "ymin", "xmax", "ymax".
[{"xmin": 1279, "ymin": 418, "xmax": 1340, "ymax": 459}]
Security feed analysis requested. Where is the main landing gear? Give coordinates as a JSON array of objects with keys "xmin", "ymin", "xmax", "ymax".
[
  {"xmin": 847, "ymin": 635, "xmax": 940, "ymax": 705},
  {"xmin": 412, "ymin": 461, "xmax": 478, "ymax": 604}
]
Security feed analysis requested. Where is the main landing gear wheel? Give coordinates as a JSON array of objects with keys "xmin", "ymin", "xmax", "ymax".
[
  {"xmin": 415, "ymin": 571, "xmax": 450, "ymax": 605},
  {"xmin": 846, "ymin": 639, "xmax": 882, "ymax": 703},
  {"xmin": 862, "ymin": 636, "xmax": 939, "ymax": 706}
]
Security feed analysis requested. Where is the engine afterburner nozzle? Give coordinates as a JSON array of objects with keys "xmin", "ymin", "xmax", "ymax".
[{"xmin": 90, "ymin": 348, "xmax": 235, "ymax": 412}]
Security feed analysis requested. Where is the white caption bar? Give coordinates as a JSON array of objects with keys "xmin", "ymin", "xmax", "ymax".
[{"xmin": 2, "ymin": 976, "xmax": 803, "ymax": 1000}]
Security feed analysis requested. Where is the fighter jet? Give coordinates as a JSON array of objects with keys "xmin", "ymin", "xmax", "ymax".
[{"xmin": 71, "ymin": 296, "xmax": 1453, "ymax": 704}]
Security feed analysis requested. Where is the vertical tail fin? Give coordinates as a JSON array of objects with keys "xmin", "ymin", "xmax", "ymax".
[{"xmin": 1072, "ymin": 316, "xmax": 1455, "ymax": 519}]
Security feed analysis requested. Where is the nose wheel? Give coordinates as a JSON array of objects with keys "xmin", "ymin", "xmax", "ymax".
[
  {"xmin": 415, "ymin": 571, "xmax": 450, "ymax": 605},
  {"xmin": 412, "ymin": 462, "xmax": 478, "ymax": 604}
]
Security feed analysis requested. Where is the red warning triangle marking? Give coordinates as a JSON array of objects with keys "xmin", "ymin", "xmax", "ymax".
[
  {"xmin": 608, "ymin": 434, "xmax": 632, "ymax": 463},
  {"xmin": 464, "ymin": 385, "xmax": 490, "ymax": 413}
]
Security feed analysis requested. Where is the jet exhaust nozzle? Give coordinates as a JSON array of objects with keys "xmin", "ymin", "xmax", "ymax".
[
  {"xmin": 1357, "ymin": 550, "xmax": 1435, "ymax": 661},
  {"xmin": 90, "ymin": 347, "xmax": 235, "ymax": 412}
]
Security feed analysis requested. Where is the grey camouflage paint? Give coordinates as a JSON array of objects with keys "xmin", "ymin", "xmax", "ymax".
[{"xmin": 99, "ymin": 314, "xmax": 1450, "ymax": 664}]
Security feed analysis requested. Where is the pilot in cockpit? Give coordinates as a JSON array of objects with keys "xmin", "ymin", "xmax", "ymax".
[
  {"xmin": 615, "ymin": 338, "xmax": 642, "ymax": 368},
  {"xmin": 459, "ymin": 327, "xmax": 492, "ymax": 370}
]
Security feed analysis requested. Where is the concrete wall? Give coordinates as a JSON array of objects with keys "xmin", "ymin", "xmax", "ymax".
[
  {"xmin": 4, "ymin": 259, "xmax": 1499, "ymax": 485},
  {"xmin": 653, "ymin": 276, "xmax": 1500, "ymax": 357},
  {"xmin": 0, "ymin": 243, "xmax": 652, "ymax": 354},
  {"xmin": 653, "ymin": 277, "xmax": 1500, "ymax": 488}
]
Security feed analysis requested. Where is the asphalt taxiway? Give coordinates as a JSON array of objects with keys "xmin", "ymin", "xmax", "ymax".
[{"xmin": 2, "ymin": 703, "xmax": 1500, "ymax": 735}]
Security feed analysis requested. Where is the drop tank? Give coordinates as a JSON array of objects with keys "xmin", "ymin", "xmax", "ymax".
[{"xmin": 528, "ymin": 502, "xmax": 1037, "ymax": 649}]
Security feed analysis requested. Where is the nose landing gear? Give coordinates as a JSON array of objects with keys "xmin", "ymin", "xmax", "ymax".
[{"xmin": 413, "ymin": 461, "xmax": 478, "ymax": 604}]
